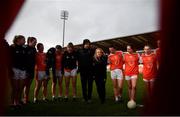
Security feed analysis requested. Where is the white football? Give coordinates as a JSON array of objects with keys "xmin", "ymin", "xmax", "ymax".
[{"xmin": 127, "ymin": 100, "xmax": 136, "ymax": 109}]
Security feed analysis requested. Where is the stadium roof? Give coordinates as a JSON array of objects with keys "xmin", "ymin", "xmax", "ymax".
[{"xmin": 75, "ymin": 31, "xmax": 159, "ymax": 53}]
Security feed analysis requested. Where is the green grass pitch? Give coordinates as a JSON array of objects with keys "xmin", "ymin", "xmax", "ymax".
[{"xmin": 5, "ymin": 72, "xmax": 145, "ymax": 116}]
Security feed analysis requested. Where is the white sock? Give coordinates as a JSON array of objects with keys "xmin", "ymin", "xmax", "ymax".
[{"xmin": 115, "ymin": 97, "xmax": 119, "ymax": 101}]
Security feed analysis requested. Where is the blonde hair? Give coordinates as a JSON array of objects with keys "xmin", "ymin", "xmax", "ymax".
[{"xmin": 94, "ymin": 48, "xmax": 105, "ymax": 61}]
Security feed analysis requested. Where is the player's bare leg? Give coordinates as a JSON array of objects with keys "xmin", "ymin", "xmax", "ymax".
[
  {"xmin": 52, "ymin": 78, "xmax": 57, "ymax": 100},
  {"xmin": 112, "ymin": 79, "xmax": 119, "ymax": 102},
  {"xmin": 117, "ymin": 79, "xmax": 124, "ymax": 101},
  {"xmin": 34, "ymin": 80, "xmax": 42, "ymax": 103},
  {"xmin": 131, "ymin": 78, "xmax": 137, "ymax": 101},
  {"xmin": 64, "ymin": 76, "xmax": 70, "ymax": 101},
  {"xmin": 72, "ymin": 75, "xmax": 77, "ymax": 99},
  {"xmin": 58, "ymin": 76, "xmax": 63, "ymax": 100}
]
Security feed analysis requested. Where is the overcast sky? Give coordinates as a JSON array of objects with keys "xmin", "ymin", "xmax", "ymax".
[{"xmin": 5, "ymin": 0, "xmax": 159, "ymax": 51}]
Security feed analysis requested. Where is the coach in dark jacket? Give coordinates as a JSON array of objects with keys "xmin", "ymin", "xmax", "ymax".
[
  {"xmin": 92, "ymin": 48, "xmax": 107, "ymax": 104},
  {"xmin": 77, "ymin": 39, "xmax": 95, "ymax": 103}
]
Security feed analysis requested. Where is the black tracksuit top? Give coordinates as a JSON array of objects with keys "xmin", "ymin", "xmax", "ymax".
[
  {"xmin": 62, "ymin": 51, "xmax": 78, "ymax": 70},
  {"xmin": 25, "ymin": 45, "xmax": 37, "ymax": 71},
  {"xmin": 77, "ymin": 48, "xmax": 95, "ymax": 71},
  {"xmin": 10, "ymin": 44, "xmax": 27, "ymax": 70},
  {"xmin": 92, "ymin": 55, "xmax": 108, "ymax": 78}
]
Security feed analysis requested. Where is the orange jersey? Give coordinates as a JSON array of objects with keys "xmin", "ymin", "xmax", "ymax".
[
  {"xmin": 108, "ymin": 51, "xmax": 123, "ymax": 70},
  {"xmin": 55, "ymin": 52, "xmax": 62, "ymax": 70},
  {"xmin": 124, "ymin": 53, "xmax": 139, "ymax": 76},
  {"xmin": 36, "ymin": 52, "xmax": 46, "ymax": 71},
  {"xmin": 141, "ymin": 53, "xmax": 157, "ymax": 80}
]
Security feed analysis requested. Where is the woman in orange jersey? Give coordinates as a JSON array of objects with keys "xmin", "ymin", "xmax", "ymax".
[
  {"xmin": 124, "ymin": 45, "xmax": 140, "ymax": 102},
  {"xmin": 141, "ymin": 45, "xmax": 158, "ymax": 98},
  {"xmin": 108, "ymin": 45, "xmax": 124, "ymax": 102},
  {"xmin": 51, "ymin": 45, "xmax": 63, "ymax": 101},
  {"xmin": 33, "ymin": 43, "xmax": 49, "ymax": 103}
]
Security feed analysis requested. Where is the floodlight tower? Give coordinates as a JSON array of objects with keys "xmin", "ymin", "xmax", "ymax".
[{"xmin": 61, "ymin": 10, "xmax": 69, "ymax": 47}]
